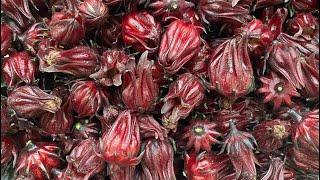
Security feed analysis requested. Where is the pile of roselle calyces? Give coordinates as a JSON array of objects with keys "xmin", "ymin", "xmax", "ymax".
[{"xmin": 1, "ymin": 0, "xmax": 319, "ymax": 179}]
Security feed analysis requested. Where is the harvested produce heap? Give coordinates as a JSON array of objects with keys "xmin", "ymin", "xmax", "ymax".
[{"xmin": 1, "ymin": 0, "xmax": 319, "ymax": 179}]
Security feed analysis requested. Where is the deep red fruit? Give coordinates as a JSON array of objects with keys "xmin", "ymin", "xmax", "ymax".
[
  {"xmin": 161, "ymin": 73, "xmax": 205, "ymax": 131},
  {"xmin": 292, "ymin": 0, "xmax": 319, "ymax": 12},
  {"xmin": 7, "ymin": 85, "xmax": 62, "ymax": 118},
  {"xmin": 1, "ymin": 0, "xmax": 35, "ymax": 28},
  {"xmin": 266, "ymin": 8, "xmax": 288, "ymax": 39},
  {"xmin": 208, "ymin": 35, "xmax": 254, "ymax": 100},
  {"xmin": 268, "ymin": 37, "xmax": 319, "ymax": 97},
  {"xmin": 101, "ymin": 110, "xmax": 143, "ymax": 166},
  {"xmin": 39, "ymin": 102, "xmax": 73, "ymax": 136},
  {"xmin": 213, "ymin": 98, "xmax": 266, "ymax": 134},
  {"xmin": 253, "ymin": 119, "xmax": 291, "ymax": 153},
  {"xmin": 122, "ymin": 11, "xmax": 161, "ymax": 53},
  {"xmin": 198, "ymin": 0, "xmax": 251, "ymax": 26},
  {"xmin": 78, "ymin": 0, "xmax": 109, "ymax": 28},
  {"xmin": 70, "ymin": 81, "xmax": 108, "ymax": 117},
  {"xmin": 181, "ymin": 7, "xmax": 203, "ymax": 28},
  {"xmin": 48, "ymin": 11, "xmax": 85, "ymax": 46},
  {"xmin": 267, "ymin": 41, "xmax": 304, "ymax": 89},
  {"xmin": 261, "ymin": 157, "xmax": 286, "ymax": 180},
  {"xmin": 122, "ymin": 51, "xmax": 159, "ymax": 112},
  {"xmin": 1, "ymin": 23, "xmax": 13, "ymax": 56},
  {"xmin": 184, "ymin": 42, "xmax": 210, "ymax": 76},
  {"xmin": 277, "ymin": 32, "xmax": 318, "ymax": 57},
  {"xmin": 52, "ymin": 164, "xmax": 84, "ymax": 180},
  {"xmin": 287, "ymin": 13, "xmax": 318, "ymax": 38},
  {"xmin": 1, "ymin": 97, "xmax": 15, "ymax": 135},
  {"xmin": 254, "ymin": 0, "xmax": 287, "ymax": 10},
  {"xmin": 299, "ymin": 54, "xmax": 319, "ymax": 98},
  {"xmin": 1, "ymin": 136, "xmax": 17, "ymax": 168},
  {"xmin": 15, "ymin": 141, "xmax": 61, "ymax": 179},
  {"xmin": 220, "ymin": 121, "xmax": 259, "ymax": 179},
  {"xmin": 90, "ymin": 49, "xmax": 132, "ymax": 87},
  {"xmin": 96, "ymin": 105, "xmax": 120, "ymax": 132},
  {"xmin": 182, "ymin": 119, "xmax": 221, "ymax": 153},
  {"xmin": 108, "ymin": 165, "xmax": 136, "ymax": 180},
  {"xmin": 141, "ymin": 139, "xmax": 175, "ymax": 180},
  {"xmin": 137, "ymin": 115, "xmax": 167, "ymax": 140},
  {"xmin": 18, "ymin": 22, "xmax": 49, "ymax": 55},
  {"xmin": 236, "ymin": 19, "xmax": 274, "ymax": 59},
  {"xmin": 38, "ymin": 43, "xmax": 99, "ymax": 77},
  {"xmin": 158, "ymin": 19, "xmax": 201, "ymax": 74},
  {"xmin": 2, "ymin": 51, "xmax": 37, "ymax": 88},
  {"xmin": 184, "ymin": 151, "xmax": 232, "ymax": 180},
  {"xmin": 66, "ymin": 138, "xmax": 105, "ymax": 179},
  {"xmin": 149, "ymin": 0, "xmax": 194, "ymax": 20},
  {"xmin": 288, "ymin": 109, "xmax": 319, "ymax": 173},
  {"xmin": 258, "ymin": 72, "xmax": 300, "ymax": 109}
]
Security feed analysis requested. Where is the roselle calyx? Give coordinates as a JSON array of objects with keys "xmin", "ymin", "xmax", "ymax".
[
  {"xmin": 1, "ymin": 136, "xmax": 18, "ymax": 168},
  {"xmin": 184, "ymin": 151, "xmax": 232, "ymax": 180},
  {"xmin": 122, "ymin": 11, "xmax": 161, "ymax": 53},
  {"xmin": 158, "ymin": 19, "xmax": 201, "ymax": 74},
  {"xmin": 15, "ymin": 141, "xmax": 62, "ymax": 179},
  {"xmin": 220, "ymin": 121, "xmax": 259, "ymax": 179},
  {"xmin": 258, "ymin": 72, "xmax": 300, "ymax": 110},
  {"xmin": 1, "ymin": 23, "xmax": 13, "ymax": 56},
  {"xmin": 18, "ymin": 22, "xmax": 49, "ymax": 55},
  {"xmin": 70, "ymin": 80, "xmax": 109, "ymax": 117},
  {"xmin": 161, "ymin": 73, "xmax": 205, "ymax": 131},
  {"xmin": 7, "ymin": 85, "xmax": 62, "ymax": 118},
  {"xmin": 48, "ymin": 10, "xmax": 85, "ymax": 46},
  {"xmin": 254, "ymin": 0, "xmax": 287, "ymax": 10},
  {"xmin": 292, "ymin": 0, "xmax": 319, "ymax": 12},
  {"xmin": 149, "ymin": 0, "xmax": 194, "ymax": 21},
  {"xmin": 141, "ymin": 139, "xmax": 176, "ymax": 180},
  {"xmin": 122, "ymin": 51, "xmax": 159, "ymax": 112},
  {"xmin": 267, "ymin": 38, "xmax": 319, "ymax": 97},
  {"xmin": 1, "ymin": 0, "xmax": 35, "ymax": 29},
  {"xmin": 236, "ymin": 19, "xmax": 274, "ymax": 59},
  {"xmin": 208, "ymin": 35, "xmax": 254, "ymax": 100},
  {"xmin": 38, "ymin": 43, "xmax": 99, "ymax": 77},
  {"xmin": 253, "ymin": 119, "xmax": 291, "ymax": 153},
  {"xmin": 108, "ymin": 165, "xmax": 136, "ymax": 180},
  {"xmin": 184, "ymin": 42, "xmax": 210, "ymax": 76},
  {"xmin": 276, "ymin": 32, "xmax": 319, "ymax": 58},
  {"xmin": 1, "ymin": 97, "xmax": 16, "ymax": 135},
  {"xmin": 138, "ymin": 115, "xmax": 167, "ymax": 140},
  {"xmin": 2, "ymin": 51, "xmax": 37, "ymax": 88},
  {"xmin": 66, "ymin": 138, "xmax": 105, "ymax": 179},
  {"xmin": 199, "ymin": 0, "xmax": 251, "ymax": 26},
  {"xmin": 299, "ymin": 54, "xmax": 319, "ymax": 98},
  {"xmin": 266, "ymin": 8, "xmax": 288, "ymax": 39},
  {"xmin": 287, "ymin": 13, "xmax": 318, "ymax": 39},
  {"xmin": 212, "ymin": 98, "xmax": 266, "ymax": 135},
  {"xmin": 267, "ymin": 41, "xmax": 304, "ymax": 89},
  {"xmin": 78, "ymin": 0, "xmax": 109, "ymax": 28},
  {"xmin": 261, "ymin": 157, "xmax": 286, "ymax": 180},
  {"xmin": 182, "ymin": 119, "xmax": 221, "ymax": 153},
  {"xmin": 90, "ymin": 49, "xmax": 132, "ymax": 87},
  {"xmin": 288, "ymin": 109, "xmax": 319, "ymax": 173},
  {"xmin": 101, "ymin": 110, "xmax": 143, "ymax": 166},
  {"xmin": 52, "ymin": 164, "xmax": 85, "ymax": 180},
  {"xmin": 39, "ymin": 102, "xmax": 73, "ymax": 136}
]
